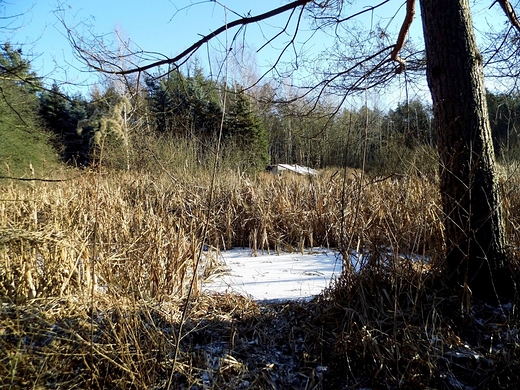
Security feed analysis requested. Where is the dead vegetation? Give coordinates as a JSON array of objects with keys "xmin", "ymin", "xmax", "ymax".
[{"xmin": 1, "ymin": 166, "xmax": 520, "ymax": 389}]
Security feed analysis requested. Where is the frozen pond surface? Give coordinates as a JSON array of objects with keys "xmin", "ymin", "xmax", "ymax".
[{"xmin": 203, "ymin": 248, "xmax": 344, "ymax": 302}]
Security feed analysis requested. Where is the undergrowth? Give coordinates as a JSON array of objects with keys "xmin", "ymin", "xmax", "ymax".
[{"xmin": 1, "ymin": 165, "xmax": 520, "ymax": 388}]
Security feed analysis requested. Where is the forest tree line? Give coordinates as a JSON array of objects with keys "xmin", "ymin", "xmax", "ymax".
[{"xmin": 3, "ymin": 42, "xmax": 520, "ymax": 175}]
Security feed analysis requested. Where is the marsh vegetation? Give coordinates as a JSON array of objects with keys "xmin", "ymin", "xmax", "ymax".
[{"xmin": 2, "ymin": 156, "xmax": 520, "ymax": 388}]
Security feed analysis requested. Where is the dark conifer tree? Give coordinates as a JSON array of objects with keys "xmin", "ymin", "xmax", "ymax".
[
  {"xmin": 225, "ymin": 89, "xmax": 269, "ymax": 170},
  {"xmin": 39, "ymin": 84, "xmax": 91, "ymax": 166}
]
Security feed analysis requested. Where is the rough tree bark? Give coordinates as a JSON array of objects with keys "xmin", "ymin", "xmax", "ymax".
[{"xmin": 419, "ymin": 0, "xmax": 514, "ymax": 302}]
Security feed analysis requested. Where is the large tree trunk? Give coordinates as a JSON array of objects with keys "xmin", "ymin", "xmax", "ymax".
[{"xmin": 419, "ymin": 0, "xmax": 513, "ymax": 301}]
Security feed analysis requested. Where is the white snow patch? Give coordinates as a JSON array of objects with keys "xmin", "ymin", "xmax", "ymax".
[{"xmin": 203, "ymin": 248, "xmax": 345, "ymax": 302}]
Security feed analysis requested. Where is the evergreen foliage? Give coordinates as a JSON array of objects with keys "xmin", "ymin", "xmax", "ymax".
[
  {"xmin": 39, "ymin": 84, "xmax": 92, "ymax": 166},
  {"xmin": 0, "ymin": 44, "xmax": 61, "ymax": 176},
  {"xmin": 0, "ymin": 43, "xmax": 41, "ymax": 120},
  {"xmin": 145, "ymin": 68, "xmax": 271, "ymax": 171},
  {"xmin": 224, "ymin": 88, "xmax": 269, "ymax": 171},
  {"xmin": 145, "ymin": 67, "xmax": 222, "ymax": 138},
  {"xmin": 0, "ymin": 43, "xmax": 41, "ymax": 92}
]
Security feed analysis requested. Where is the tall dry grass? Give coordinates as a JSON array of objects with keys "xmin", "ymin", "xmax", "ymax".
[
  {"xmin": 1, "ymin": 166, "xmax": 446, "ymax": 303},
  {"xmin": 1, "ymin": 164, "xmax": 520, "ymax": 388},
  {"xmin": 1, "ymin": 171, "xmax": 201, "ymax": 302}
]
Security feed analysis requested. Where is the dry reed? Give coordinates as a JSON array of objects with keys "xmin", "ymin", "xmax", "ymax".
[{"xmin": 1, "ymin": 165, "xmax": 520, "ymax": 388}]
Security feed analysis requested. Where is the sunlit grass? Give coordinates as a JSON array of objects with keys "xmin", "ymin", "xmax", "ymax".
[{"xmin": 1, "ymin": 162, "xmax": 520, "ymax": 388}]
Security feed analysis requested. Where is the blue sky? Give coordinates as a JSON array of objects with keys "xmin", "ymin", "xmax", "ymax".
[
  {"xmin": 2, "ymin": 1, "xmax": 510, "ymax": 107},
  {"xmin": 6, "ymin": 1, "xmax": 330, "ymax": 87}
]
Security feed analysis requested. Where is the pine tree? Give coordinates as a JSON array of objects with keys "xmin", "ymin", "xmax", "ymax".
[
  {"xmin": 39, "ymin": 84, "xmax": 91, "ymax": 166},
  {"xmin": 0, "ymin": 43, "xmax": 41, "ymax": 122},
  {"xmin": 146, "ymin": 68, "xmax": 223, "ymax": 139},
  {"xmin": 225, "ymin": 89, "xmax": 269, "ymax": 171}
]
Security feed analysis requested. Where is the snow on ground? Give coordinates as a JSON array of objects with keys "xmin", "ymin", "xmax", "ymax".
[{"xmin": 203, "ymin": 248, "xmax": 345, "ymax": 302}]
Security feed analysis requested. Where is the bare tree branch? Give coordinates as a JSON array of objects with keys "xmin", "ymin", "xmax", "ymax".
[
  {"xmin": 390, "ymin": 0, "xmax": 416, "ymax": 74},
  {"xmin": 494, "ymin": 0, "xmax": 520, "ymax": 33},
  {"xmin": 481, "ymin": 2, "xmax": 520, "ymax": 88},
  {"xmin": 240, "ymin": 6, "xmax": 307, "ymax": 92},
  {"xmin": 74, "ymin": 0, "xmax": 313, "ymax": 76},
  {"xmin": 309, "ymin": 0, "xmax": 392, "ymax": 26},
  {"xmin": 0, "ymin": 175, "xmax": 74, "ymax": 182}
]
